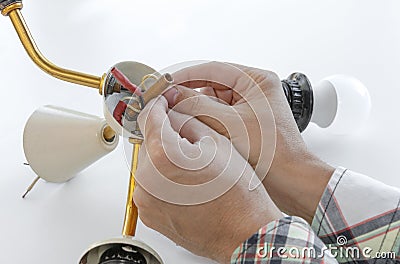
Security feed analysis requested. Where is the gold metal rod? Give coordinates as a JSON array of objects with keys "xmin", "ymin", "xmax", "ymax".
[
  {"xmin": 5, "ymin": 6, "xmax": 103, "ymax": 89},
  {"xmin": 122, "ymin": 138, "xmax": 143, "ymax": 236}
]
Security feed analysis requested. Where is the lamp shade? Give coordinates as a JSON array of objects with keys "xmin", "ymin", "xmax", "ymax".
[{"xmin": 23, "ymin": 105, "xmax": 119, "ymax": 183}]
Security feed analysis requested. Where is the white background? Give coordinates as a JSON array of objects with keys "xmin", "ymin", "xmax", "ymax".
[{"xmin": 0, "ymin": 0, "xmax": 399, "ymax": 263}]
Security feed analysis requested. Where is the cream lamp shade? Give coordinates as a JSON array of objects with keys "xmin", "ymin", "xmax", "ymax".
[{"xmin": 23, "ymin": 105, "xmax": 119, "ymax": 183}]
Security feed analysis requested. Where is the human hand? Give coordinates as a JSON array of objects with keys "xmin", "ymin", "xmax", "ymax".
[
  {"xmin": 134, "ymin": 96, "xmax": 282, "ymax": 263},
  {"xmin": 164, "ymin": 62, "xmax": 277, "ymax": 185},
  {"xmin": 165, "ymin": 62, "xmax": 334, "ymax": 223}
]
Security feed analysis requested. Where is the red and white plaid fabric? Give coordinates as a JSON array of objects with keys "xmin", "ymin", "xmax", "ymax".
[{"xmin": 231, "ymin": 168, "xmax": 400, "ymax": 263}]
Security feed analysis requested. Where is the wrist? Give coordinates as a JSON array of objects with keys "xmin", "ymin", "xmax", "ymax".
[
  {"xmin": 215, "ymin": 194, "xmax": 283, "ymax": 263},
  {"xmin": 264, "ymin": 153, "xmax": 334, "ymax": 223}
]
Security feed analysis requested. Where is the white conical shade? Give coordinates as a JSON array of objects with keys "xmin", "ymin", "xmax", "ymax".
[{"xmin": 23, "ymin": 105, "xmax": 119, "ymax": 183}]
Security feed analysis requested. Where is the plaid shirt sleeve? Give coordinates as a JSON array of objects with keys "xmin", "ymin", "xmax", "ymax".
[
  {"xmin": 311, "ymin": 167, "xmax": 400, "ymax": 263},
  {"xmin": 231, "ymin": 216, "xmax": 338, "ymax": 263},
  {"xmin": 231, "ymin": 168, "xmax": 400, "ymax": 263}
]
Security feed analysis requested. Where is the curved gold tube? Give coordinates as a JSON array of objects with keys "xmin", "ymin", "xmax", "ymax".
[
  {"xmin": 4, "ymin": 4, "xmax": 103, "ymax": 89},
  {"xmin": 122, "ymin": 138, "xmax": 142, "ymax": 236}
]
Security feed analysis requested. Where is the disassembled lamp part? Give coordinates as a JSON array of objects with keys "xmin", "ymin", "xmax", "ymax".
[
  {"xmin": 23, "ymin": 105, "xmax": 119, "ymax": 183},
  {"xmin": 84, "ymin": 62, "xmax": 170, "ymax": 264},
  {"xmin": 0, "ymin": 0, "xmax": 104, "ymax": 89},
  {"xmin": 1, "ymin": 2, "xmax": 169, "ymax": 261},
  {"xmin": 20, "ymin": 63, "xmax": 170, "ymax": 264},
  {"xmin": 79, "ymin": 237, "xmax": 162, "ymax": 264},
  {"xmin": 0, "ymin": 0, "xmax": 371, "ymax": 136},
  {"xmin": 281, "ymin": 73, "xmax": 371, "ymax": 133},
  {"xmin": 102, "ymin": 61, "xmax": 173, "ymax": 139},
  {"xmin": 1, "ymin": 1, "xmax": 371, "ymax": 263}
]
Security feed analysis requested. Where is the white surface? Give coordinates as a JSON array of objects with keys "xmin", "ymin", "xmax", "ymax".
[{"xmin": 0, "ymin": 0, "xmax": 399, "ymax": 263}]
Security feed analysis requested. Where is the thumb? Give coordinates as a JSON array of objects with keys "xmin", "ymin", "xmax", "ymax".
[{"xmin": 165, "ymin": 85, "xmax": 233, "ymax": 138}]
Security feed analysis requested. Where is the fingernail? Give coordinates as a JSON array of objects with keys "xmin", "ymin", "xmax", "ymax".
[{"xmin": 163, "ymin": 86, "xmax": 178, "ymax": 107}]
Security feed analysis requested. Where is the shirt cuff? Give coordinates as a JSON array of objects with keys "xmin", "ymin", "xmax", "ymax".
[
  {"xmin": 311, "ymin": 167, "xmax": 400, "ymax": 262},
  {"xmin": 231, "ymin": 216, "xmax": 338, "ymax": 263}
]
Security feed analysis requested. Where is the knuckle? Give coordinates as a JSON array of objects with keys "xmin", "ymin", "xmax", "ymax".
[
  {"xmin": 133, "ymin": 185, "xmax": 152, "ymax": 211},
  {"xmin": 176, "ymin": 94, "xmax": 201, "ymax": 116},
  {"xmin": 253, "ymin": 70, "xmax": 281, "ymax": 92},
  {"xmin": 147, "ymin": 135, "xmax": 161, "ymax": 149},
  {"xmin": 260, "ymin": 68, "xmax": 278, "ymax": 78},
  {"xmin": 139, "ymin": 214, "xmax": 155, "ymax": 230},
  {"xmin": 245, "ymin": 67, "xmax": 280, "ymax": 84},
  {"xmin": 152, "ymin": 149, "xmax": 169, "ymax": 165},
  {"xmin": 133, "ymin": 193, "xmax": 144, "ymax": 209},
  {"xmin": 266, "ymin": 71, "xmax": 280, "ymax": 82},
  {"xmin": 189, "ymin": 95, "xmax": 202, "ymax": 115},
  {"xmin": 205, "ymin": 61, "xmax": 219, "ymax": 68}
]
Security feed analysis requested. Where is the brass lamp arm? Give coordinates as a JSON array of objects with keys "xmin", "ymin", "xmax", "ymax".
[{"xmin": 1, "ymin": 1, "xmax": 105, "ymax": 91}]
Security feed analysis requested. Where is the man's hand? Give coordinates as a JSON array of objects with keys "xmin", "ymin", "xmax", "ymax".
[
  {"xmin": 165, "ymin": 62, "xmax": 335, "ymax": 223},
  {"xmin": 134, "ymin": 96, "xmax": 282, "ymax": 263}
]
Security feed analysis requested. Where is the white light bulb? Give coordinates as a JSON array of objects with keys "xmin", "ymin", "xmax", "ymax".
[{"xmin": 311, "ymin": 75, "xmax": 371, "ymax": 134}]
